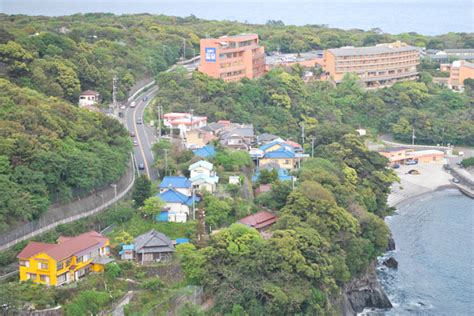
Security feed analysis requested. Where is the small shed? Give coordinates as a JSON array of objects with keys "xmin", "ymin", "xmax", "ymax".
[{"xmin": 119, "ymin": 244, "xmax": 134, "ymax": 260}]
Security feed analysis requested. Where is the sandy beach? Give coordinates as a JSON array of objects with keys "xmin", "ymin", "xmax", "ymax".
[{"xmin": 387, "ymin": 162, "xmax": 454, "ymax": 207}]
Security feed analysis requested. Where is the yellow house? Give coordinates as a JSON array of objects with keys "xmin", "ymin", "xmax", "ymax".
[
  {"xmin": 258, "ymin": 141, "xmax": 307, "ymax": 170},
  {"xmin": 17, "ymin": 231, "xmax": 112, "ymax": 286}
]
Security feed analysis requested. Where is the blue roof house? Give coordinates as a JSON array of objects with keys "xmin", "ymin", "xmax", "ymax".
[
  {"xmin": 157, "ymin": 189, "xmax": 201, "ymax": 223},
  {"xmin": 252, "ymin": 166, "xmax": 294, "ymax": 183},
  {"xmin": 159, "ymin": 176, "xmax": 192, "ymax": 195},
  {"xmin": 193, "ymin": 145, "xmax": 216, "ymax": 158}
]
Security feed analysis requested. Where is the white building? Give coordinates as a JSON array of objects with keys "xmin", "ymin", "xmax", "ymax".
[{"xmin": 78, "ymin": 90, "xmax": 100, "ymax": 107}]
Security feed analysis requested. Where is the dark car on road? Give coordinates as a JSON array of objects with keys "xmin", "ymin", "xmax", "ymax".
[
  {"xmin": 118, "ymin": 112, "xmax": 124, "ymax": 118},
  {"xmin": 130, "ymin": 131, "xmax": 135, "ymax": 137},
  {"xmin": 143, "ymin": 96, "xmax": 148, "ymax": 101},
  {"xmin": 136, "ymin": 118, "xmax": 142, "ymax": 124},
  {"xmin": 138, "ymin": 163, "xmax": 145, "ymax": 170}
]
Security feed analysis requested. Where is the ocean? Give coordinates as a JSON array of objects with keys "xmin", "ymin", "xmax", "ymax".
[
  {"xmin": 1, "ymin": 0, "xmax": 473, "ymax": 35},
  {"xmin": 377, "ymin": 189, "xmax": 474, "ymax": 315}
]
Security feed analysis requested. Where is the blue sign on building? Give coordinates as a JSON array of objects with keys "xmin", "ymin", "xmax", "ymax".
[{"xmin": 205, "ymin": 47, "xmax": 217, "ymax": 62}]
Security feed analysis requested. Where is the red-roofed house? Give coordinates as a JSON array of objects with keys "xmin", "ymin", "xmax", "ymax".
[
  {"xmin": 237, "ymin": 211, "xmax": 278, "ymax": 232},
  {"xmin": 285, "ymin": 140, "xmax": 304, "ymax": 153},
  {"xmin": 17, "ymin": 231, "xmax": 111, "ymax": 286}
]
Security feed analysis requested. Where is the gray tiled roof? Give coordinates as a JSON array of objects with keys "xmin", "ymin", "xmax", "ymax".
[
  {"xmin": 328, "ymin": 45, "xmax": 418, "ymax": 57},
  {"xmin": 134, "ymin": 230, "xmax": 175, "ymax": 254}
]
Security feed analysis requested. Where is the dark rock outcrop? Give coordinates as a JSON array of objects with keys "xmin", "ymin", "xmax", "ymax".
[
  {"xmin": 383, "ymin": 257, "xmax": 398, "ymax": 269},
  {"xmin": 342, "ymin": 261, "xmax": 392, "ymax": 315},
  {"xmin": 387, "ymin": 234, "xmax": 396, "ymax": 251}
]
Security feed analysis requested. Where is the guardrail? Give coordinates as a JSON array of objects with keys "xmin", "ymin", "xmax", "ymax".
[
  {"xmin": 127, "ymin": 80, "xmax": 156, "ymax": 103},
  {"xmin": 177, "ymin": 55, "xmax": 200, "ymax": 65},
  {"xmin": 0, "ymin": 154, "xmax": 136, "ymax": 252},
  {"xmin": 381, "ymin": 139, "xmax": 452, "ymax": 151}
]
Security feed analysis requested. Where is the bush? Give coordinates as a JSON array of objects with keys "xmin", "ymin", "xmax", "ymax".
[
  {"xmin": 140, "ymin": 277, "xmax": 164, "ymax": 291},
  {"xmin": 461, "ymin": 157, "xmax": 474, "ymax": 168}
]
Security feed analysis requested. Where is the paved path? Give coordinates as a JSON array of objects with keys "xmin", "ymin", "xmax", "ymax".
[
  {"xmin": 124, "ymin": 87, "xmax": 160, "ymax": 181},
  {"xmin": 388, "ymin": 162, "xmax": 453, "ymax": 207}
]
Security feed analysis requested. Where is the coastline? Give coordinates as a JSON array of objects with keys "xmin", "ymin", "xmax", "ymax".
[{"xmin": 387, "ymin": 162, "xmax": 454, "ymax": 208}]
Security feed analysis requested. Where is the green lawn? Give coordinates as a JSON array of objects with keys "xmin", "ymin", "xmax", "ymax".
[{"xmin": 108, "ymin": 215, "xmax": 197, "ymax": 244}]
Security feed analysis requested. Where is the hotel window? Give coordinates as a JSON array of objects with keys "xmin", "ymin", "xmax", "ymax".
[
  {"xmin": 56, "ymin": 261, "xmax": 63, "ymax": 270},
  {"xmin": 40, "ymin": 275, "xmax": 49, "ymax": 283},
  {"xmin": 38, "ymin": 261, "xmax": 48, "ymax": 270},
  {"xmin": 65, "ymin": 258, "xmax": 72, "ymax": 267},
  {"xmin": 19, "ymin": 260, "xmax": 29, "ymax": 267}
]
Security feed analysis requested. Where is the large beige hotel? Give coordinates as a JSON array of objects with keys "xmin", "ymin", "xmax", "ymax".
[{"xmin": 324, "ymin": 42, "xmax": 420, "ymax": 88}]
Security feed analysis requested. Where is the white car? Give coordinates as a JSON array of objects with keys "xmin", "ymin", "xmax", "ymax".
[
  {"xmin": 120, "ymin": 104, "xmax": 126, "ymax": 110},
  {"xmin": 130, "ymin": 101, "xmax": 136, "ymax": 108}
]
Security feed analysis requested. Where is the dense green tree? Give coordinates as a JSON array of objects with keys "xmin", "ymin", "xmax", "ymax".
[{"xmin": 131, "ymin": 175, "xmax": 152, "ymax": 208}]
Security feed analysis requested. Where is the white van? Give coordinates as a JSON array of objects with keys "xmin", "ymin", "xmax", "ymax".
[{"xmin": 130, "ymin": 101, "xmax": 136, "ymax": 108}]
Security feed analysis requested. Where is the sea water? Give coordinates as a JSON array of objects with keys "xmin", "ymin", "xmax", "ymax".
[
  {"xmin": 1, "ymin": 0, "xmax": 473, "ymax": 35},
  {"xmin": 377, "ymin": 189, "xmax": 474, "ymax": 315}
]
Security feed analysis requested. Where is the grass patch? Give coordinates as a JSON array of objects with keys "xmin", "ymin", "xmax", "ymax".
[{"xmin": 109, "ymin": 214, "xmax": 197, "ymax": 243}]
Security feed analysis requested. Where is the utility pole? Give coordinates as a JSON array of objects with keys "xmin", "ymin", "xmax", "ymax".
[
  {"xmin": 412, "ymin": 128, "xmax": 416, "ymax": 146},
  {"xmin": 182, "ymin": 38, "xmax": 186, "ymax": 60},
  {"xmin": 192, "ymin": 188, "xmax": 196, "ymax": 220},
  {"xmin": 156, "ymin": 105, "xmax": 162, "ymax": 138},
  {"xmin": 112, "ymin": 76, "xmax": 118, "ymax": 115},
  {"xmin": 301, "ymin": 123, "xmax": 305, "ymax": 145},
  {"xmin": 164, "ymin": 149, "xmax": 169, "ymax": 176}
]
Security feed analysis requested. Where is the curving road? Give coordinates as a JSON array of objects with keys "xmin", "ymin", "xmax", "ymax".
[{"xmin": 124, "ymin": 86, "xmax": 159, "ymax": 181}]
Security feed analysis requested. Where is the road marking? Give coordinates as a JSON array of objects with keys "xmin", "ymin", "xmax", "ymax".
[{"xmin": 132, "ymin": 100, "xmax": 151, "ymax": 178}]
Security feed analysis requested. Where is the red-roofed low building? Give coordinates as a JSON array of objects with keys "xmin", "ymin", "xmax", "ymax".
[
  {"xmin": 17, "ymin": 231, "xmax": 112, "ymax": 286},
  {"xmin": 237, "ymin": 211, "xmax": 278, "ymax": 232}
]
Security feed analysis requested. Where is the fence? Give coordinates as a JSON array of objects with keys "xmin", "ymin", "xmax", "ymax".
[
  {"xmin": 381, "ymin": 139, "xmax": 452, "ymax": 151},
  {"xmin": 0, "ymin": 156, "xmax": 136, "ymax": 252}
]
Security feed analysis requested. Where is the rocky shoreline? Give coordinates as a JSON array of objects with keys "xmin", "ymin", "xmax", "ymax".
[
  {"xmin": 340, "ymin": 163, "xmax": 454, "ymax": 315},
  {"xmin": 342, "ymin": 261, "xmax": 393, "ymax": 315}
]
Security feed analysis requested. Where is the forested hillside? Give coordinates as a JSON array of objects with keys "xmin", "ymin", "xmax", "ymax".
[
  {"xmin": 177, "ymin": 133, "xmax": 396, "ymax": 314},
  {"xmin": 0, "ymin": 79, "xmax": 130, "ymax": 231},
  {"xmin": 155, "ymin": 68, "xmax": 473, "ymax": 146},
  {"xmin": 1, "ymin": 13, "xmax": 472, "ymax": 103}
]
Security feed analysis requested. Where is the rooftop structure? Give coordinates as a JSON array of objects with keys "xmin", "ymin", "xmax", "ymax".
[
  {"xmin": 237, "ymin": 211, "xmax": 278, "ymax": 231},
  {"xmin": 265, "ymin": 50, "xmax": 324, "ymax": 71},
  {"xmin": 425, "ymin": 48, "xmax": 474, "ymax": 63},
  {"xmin": 159, "ymin": 176, "xmax": 192, "ymax": 190},
  {"xmin": 199, "ymin": 33, "xmax": 265, "ymax": 82},
  {"xmin": 324, "ymin": 41, "xmax": 420, "ymax": 88},
  {"xmin": 133, "ymin": 230, "xmax": 175, "ymax": 264},
  {"xmin": 193, "ymin": 145, "xmax": 216, "ymax": 158},
  {"xmin": 163, "ymin": 112, "xmax": 208, "ymax": 138}
]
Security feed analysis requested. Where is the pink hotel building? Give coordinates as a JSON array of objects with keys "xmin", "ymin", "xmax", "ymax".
[{"xmin": 198, "ymin": 34, "xmax": 265, "ymax": 82}]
